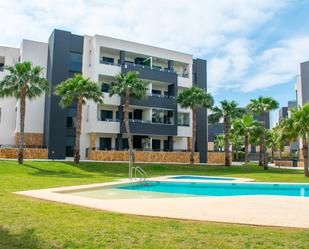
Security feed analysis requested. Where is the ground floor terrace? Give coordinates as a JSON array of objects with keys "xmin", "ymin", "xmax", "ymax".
[{"xmin": 1, "ymin": 161, "xmax": 309, "ymax": 249}]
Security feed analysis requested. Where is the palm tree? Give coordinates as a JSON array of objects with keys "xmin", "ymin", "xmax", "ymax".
[
  {"xmin": 287, "ymin": 104, "xmax": 309, "ymax": 177},
  {"xmin": 214, "ymin": 134, "xmax": 225, "ymax": 152},
  {"xmin": 177, "ymin": 86, "xmax": 214, "ymax": 164},
  {"xmin": 247, "ymin": 96, "xmax": 279, "ymax": 170},
  {"xmin": 265, "ymin": 129, "xmax": 277, "ymax": 163},
  {"xmin": 230, "ymin": 129, "xmax": 244, "ymax": 161},
  {"xmin": 209, "ymin": 100, "xmax": 243, "ymax": 166},
  {"xmin": 232, "ymin": 114, "xmax": 260, "ymax": 167},
  {"xmin": 55, "ymin": 74, "xmax": 103, "ymax": 164},
  {"xmin": 109, "ymin": 71, "xmax": 147, "ymax": 172},
  {"xmin": 0, "ymin": 61, "xmax": 49, "ymax": 164}
]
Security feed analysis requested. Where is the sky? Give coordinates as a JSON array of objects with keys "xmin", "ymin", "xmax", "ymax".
[{"xmin": 0, "ymin": 0, "xmax": 309, "ymax": 125}]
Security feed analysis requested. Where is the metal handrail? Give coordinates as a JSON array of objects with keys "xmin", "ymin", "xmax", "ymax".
[{"xmin": 130, "ymin": 166, "xmax": 148, "ymax": 182}]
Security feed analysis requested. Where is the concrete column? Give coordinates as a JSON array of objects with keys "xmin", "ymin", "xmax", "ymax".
[
  {"xmin": 89, "ymin": 133, "xmax": 96, "ymax": 150},
  {"xmin": 116, "ymin": 134, "xmax": 123, "ymax": 150},
  {"xmin": 187, "ymin": 137, "xmax": 192, "ymax": 151},
  {"xmin": 168, "ymin": 136, "xmax": 173, "ymax": 151},
  {"xmin": 120, "ymin": 50, "xmax": 126, "ymax": 65},
  {"xmin": 168, "ymin": 60, "xmax": 174, "ymax": 71}
]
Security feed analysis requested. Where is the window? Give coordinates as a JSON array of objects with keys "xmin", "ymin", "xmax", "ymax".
[
  {"xmin": 122, "ymin": 139, "xmax": 129, "ymax": 150},
  {"xmin": 152, "ymin": 109, "xmax": 174, "ymax": 124},
  {"xmin": 101, "ymin": 110, "xmax": 113, "ymax": 121},
  {"xmin": 101, "ymin": 83, "xmax": 109, "ymax": 93},
  {"xmin": 152, "ymin": 139, "xmax": 161, "ymax": 151},
  {"xmin": 178, "ymin": 113, "xmax": 190, "ymax": 126},
  {"xmin": 99, "ymin": 137, "xmax": 112, "ymax": 150},
  {"xmin": 69, "ymin": 52, "xmax": 82, "ymax": 72},
  {"xmin": 100, "ymin": 56, "xmax": 114, "ymax": 64},
  {"xmin": 0, "ymin": 56, "xmax": 5, "ymax": 72},
  {"xmin": 66, "ymin": 136, "xmax": 76, "ymax": 157},
  {"xmin": 66, "ymin": 117, "xmax": 76, "ymax": 128},
  {"xmin": 152, "ymin": 89, "xmax": 161, "ymax": 96}
]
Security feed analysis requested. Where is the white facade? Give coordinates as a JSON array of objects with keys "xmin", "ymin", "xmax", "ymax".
[
  {"xmin": 0, "ymin": 40, "xmax": 48, "ymax": 146},
  {"xmin": 80, "ymin": 34, "xmax": 194, "ymax": 159},
  {"xmin": 0, "ymin": 46, "xmax": 20, "ymax": 144},
  {"xmin": 0, "ymin": 32, "xmax": 197, "ymax": 159}
]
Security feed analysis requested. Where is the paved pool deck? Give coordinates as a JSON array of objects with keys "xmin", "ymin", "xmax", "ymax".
[{"xmin": 15, "ymin": 177, "xmax": 309, "ymax": 229}]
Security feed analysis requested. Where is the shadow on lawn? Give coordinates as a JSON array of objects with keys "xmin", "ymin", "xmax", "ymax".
[
  {"xmin": 0, "ymin": 227, "xmax": 41, "ymax": 249},
  {"xmin": 23, "ymin": 164, "xmax": 93, "ymax": 178}
]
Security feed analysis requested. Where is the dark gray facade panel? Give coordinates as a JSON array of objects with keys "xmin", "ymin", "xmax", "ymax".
[
  {"xmin": 193, "ymin": 59, "xmax": 208, "ymax": 163},
  {"xmin": 254, "ymin": 112, "xmax": 271, "ymax": 129},
  {"xmin": 128, "ymin": 96, "xmax": 176, "ymax": 109},
  {"xmin": 208, "ymin": 123, "xmax": 224, "ymax": 142},
  {"xmin": 121, "ymin": 64, "xmax": 177, "ymax": 84},
  {"xmin": 300, "ymin": 61, "xmax": 309, "ymax": 105},
  {"xmin": 279, "ymin": 107, "xmax": 288, "ymax": 122},
  {"xmin": 44, "ymin": 29, "xmax": 83, "ymax": 159},
  {"xmin": 121, "ymin": 122, "xmax": 177, "ymax": 136}
]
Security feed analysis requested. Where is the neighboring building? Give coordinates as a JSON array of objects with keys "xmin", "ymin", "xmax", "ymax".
[
  {"xmin": 0, "ymin": 29, "xmax": 208, "ymax": 162},
  {"xmin": 208, "ymin": 111, "xmax": 272, "ymax": 153},
  {"xmin": 279, "ymin": 106, "xmax": 288, "ymax": 122},
  {"xmin": 208, "ymin": 122, "xmax": 224, "ymax": 151},
  {"xmin": 296, "ymin": 61, "xmax": 309, "ymax": 107}
]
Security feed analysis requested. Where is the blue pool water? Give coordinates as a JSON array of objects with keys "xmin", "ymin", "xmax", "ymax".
[
  {"xmin": 115, "ymin": 181, "xmax": 309, "ymax": 197},
  {"xmin": 170, "ymin": 175, "xmax": 235, "ymax": 181}
]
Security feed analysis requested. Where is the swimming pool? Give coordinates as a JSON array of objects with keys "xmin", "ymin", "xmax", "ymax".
[
  {"xmin": 67, "ymin": 181, "xmax": 309, "ymax": 199},
  {"xmin": 169, "ymin": 175, "xmax": 236, "ymax": 181}
]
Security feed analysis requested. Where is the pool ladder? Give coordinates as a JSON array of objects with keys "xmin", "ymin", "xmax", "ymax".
[{"xmin": 131, "ymin": 166, "xmax": 148, "ymax": 182}]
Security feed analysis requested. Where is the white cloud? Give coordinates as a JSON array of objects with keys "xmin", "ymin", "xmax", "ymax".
[
  {"xmin": 1, "ymin": 0, "xmax": 306, "ymax": 95},
  {"xmin": 242, "ymin": 37, "xmax": 309, "ymax": 92}
]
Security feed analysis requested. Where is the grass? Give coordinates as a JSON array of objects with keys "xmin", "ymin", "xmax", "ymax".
[{"xmin": 0, "ymin": 160, "xmax": 309, "ymax": 249}]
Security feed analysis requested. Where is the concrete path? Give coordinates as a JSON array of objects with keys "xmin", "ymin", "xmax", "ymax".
[{"xmin": 15, "ymin": 179, "xmax": 309, "ymax": 229}]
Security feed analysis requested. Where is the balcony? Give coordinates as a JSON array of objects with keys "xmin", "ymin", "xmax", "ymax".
[
  {"xmin": 121, "ymin": 63, "xmax": 177, "ymax": 84},
  {"xmin": 128, "ymin": 93, "xmax": 176, "ymax": 109},
  {"xmin": 97, "ymin": 60, "xmax": 121, "ymax": 77},
  {"xmin": 102, "ymin": 92, "xmax": 121, "ymax": 106},
  {"xmin": 88, "ymin": 118, "xmax": 120, "ymax": 133},
  {"xmin": 177, "ymin": 125, "xmax": 191, "ymax": 137},
  {"xmin": 120, "ymin": 119, "xmax": 177, "ymax": 136}
]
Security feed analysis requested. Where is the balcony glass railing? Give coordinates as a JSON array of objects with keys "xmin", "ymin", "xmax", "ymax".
[
  {"xmin": 99, "ymin": 58, "xmax": 120, "ymax": 66},
  {"xmin": 147, "ymin": 93, "xmax": 175, "ymax": 99},
  {"xmin": 178, "ymin": 123, "xmax": 190, "ymax": 127},
  {"xmin": 124, "ymin": 62, "xmax": 174, "ymax": 73},
  {"xmin": 98, "ymin": 118, "xmax": 120, "ymax": 122},
  {"xmin": 129, "ymin": 119, "xmax": 174, "ymax": 125},
  {"xmin": 176, "ymin": 71, "xmax": 189, "ymax": 78}
]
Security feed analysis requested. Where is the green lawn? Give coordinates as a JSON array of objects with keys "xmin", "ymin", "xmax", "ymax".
[{"xmin": 0, "ymin": 160, "xmax": 309, "ymax": 249}]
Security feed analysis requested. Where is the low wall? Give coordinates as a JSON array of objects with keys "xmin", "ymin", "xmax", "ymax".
[
  {"xmin": 274, "ymin": 160, "xmax": 304, "ymax": 167},
  {"xmin": 207, "ymin": 152, "xmax": 225, "ymax": 165},
  {"xmin": 15, "ymin": 133, "xmax": 44, "ymax": 146},
  {"xmin": 88, "ymin": 150, "xmax": 200, "ymax": 163},
  {"xmin": 0, "ymin": 148, "xmax": 48, "ymax": 159}
]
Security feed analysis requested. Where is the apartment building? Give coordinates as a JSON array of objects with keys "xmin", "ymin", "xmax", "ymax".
[
  {"xmin": 0, "ymin": 29, "xmax": 208, "ymax": 162},
  {"xmin": 208, "ymin": 112, "xmax": 272, "ymax": 152},
  {"xmin": 296, "ymin": 61, "xmax": 309, "ymax": 107}
]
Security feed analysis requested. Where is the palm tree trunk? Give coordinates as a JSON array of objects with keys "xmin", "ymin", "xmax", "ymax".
[
  {"xmin": 244, "ymin": 133, "xmax": 249, "ymax": 168},
  {"xmin": 124, "ymin": 92, "xmax": 135, "ymax": 175},
  {"xmin": 271, "ymin": 146, "xmax": 274, "ymax": 163},
  {"xmin": 74, "ymin": 97, "xmax": 83, "ymax": 164},
  {"xmin": 258, "ymin": 143, "xmax": 263, "ymax": 166},
  {"xmin": 18, "ymin": 86, "xmax": 26, "ymax": 165},
  {"xmin": 302, "ymin": 138, "xmax": 309, "ymax": 177},
  {"xmin": 224, "ymin": 117, "xmax": 231, "ymax": 166},
  {"xmin": 190, "ymin": 108, "xmax": 197, "ymax": 165},
  {"xmin": 261, "ymin": 112, "xmax": 268, "ymax": 170}
]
